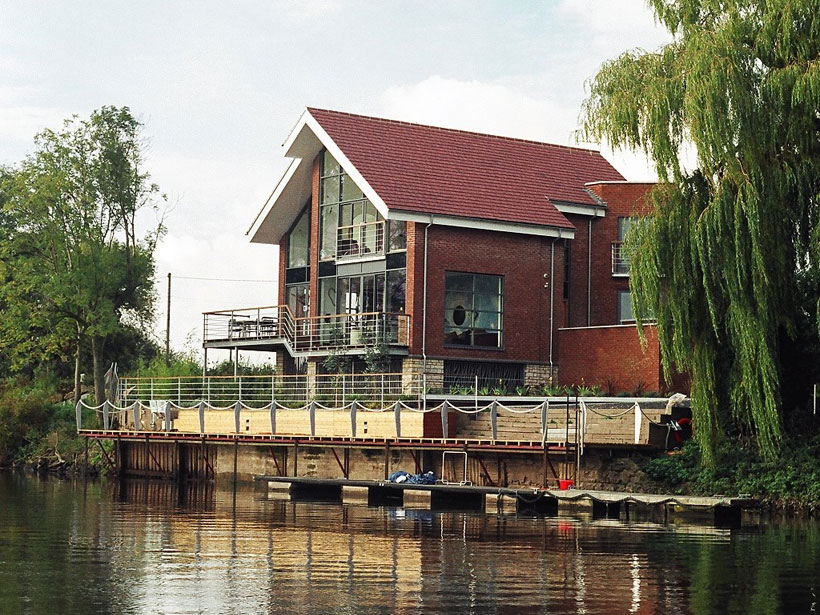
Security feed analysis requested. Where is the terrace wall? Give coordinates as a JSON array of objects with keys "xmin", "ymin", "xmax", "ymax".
[{"xmin": 558, "ymin": 324, "xmax": 665, "ymax": 394}]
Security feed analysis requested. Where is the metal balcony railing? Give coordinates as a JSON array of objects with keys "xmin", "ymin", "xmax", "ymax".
[
  {"xmin": 203, "ymin": 305, "xmax": 296, "ymax": 345},
  {"xmin": 203, "ymin": 306, "xmax": 410, "ymax": 355},
  {"xmin": 118, "ymin": 372, "xmax": 421, "ymax": 408},
  {"xmin": 611, "ymin": 241, "xmax": 630, "ymax": 275},
  {"xmin": 293, "ymin": 311, "xmax": 409, "ymax": 351},
  {"xmin": 336, "ymin": 220, "xmax": 384, "ymax": 260}
]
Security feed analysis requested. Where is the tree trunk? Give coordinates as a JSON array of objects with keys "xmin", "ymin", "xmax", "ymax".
[{"xmin": 91, "ymin": 335, "xmax": 106, "ymax": 406}]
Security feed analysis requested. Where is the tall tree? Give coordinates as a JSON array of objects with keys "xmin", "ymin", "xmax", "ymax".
[
  {"xmin": 0, "ymin": 107, "xmax": 164, "ymax": 404},
  {"xmin": 581, "ymin": 0, "xmax": 820, "ymax": 463}
]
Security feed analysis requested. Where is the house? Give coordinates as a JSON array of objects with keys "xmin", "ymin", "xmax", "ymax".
[{"xmin": 203, "ymin": 108, "xmax": 680, "ymax": 394}]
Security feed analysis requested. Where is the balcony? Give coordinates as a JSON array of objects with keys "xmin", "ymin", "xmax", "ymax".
[
  {"xmin": 336, "ymin": 220, "xmax": 384, "ymax": 261},
  {"xmin": 611, "ymin": 241, "xmax": 630, "ymax": 275},
  {"xmin": 203, "ymin": 305, "xmax": 410, "ymax": 357}
]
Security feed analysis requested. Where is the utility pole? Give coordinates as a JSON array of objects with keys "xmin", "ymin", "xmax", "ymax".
[{"xmin": 165, "ymin": 272, "xmax": 171, "ymax": 366}]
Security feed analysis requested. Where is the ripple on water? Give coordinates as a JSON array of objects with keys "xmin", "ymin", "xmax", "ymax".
[{"xmin": 1, "ymin": 474, "xmax": 818, "ymax": 614}]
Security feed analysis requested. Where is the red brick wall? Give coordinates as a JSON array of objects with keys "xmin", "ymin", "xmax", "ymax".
[
  {"xmin": 406, "ymin": 224, "xmax": 565, "ymax": 364},
  {"xmin": 405, "ymin": 221, "xmax": 422, "ymax": 352},
  {"xmin": 585, "ymin": 182, "xmax": 654, "ymax": 326},
  {"xmin": 558, "ymin": 324, "xmax": 663, "ymax": 393},
  {"xmin": 564, "ymin": 213, "xmax": 590, "ymax": 328},
  {"xmin": 278, "ymin": 235, "xmax": 287, "ymax": 306}
]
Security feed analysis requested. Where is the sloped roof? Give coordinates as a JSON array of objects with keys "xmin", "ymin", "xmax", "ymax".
[{"xmin": 307, "ymin": 108, "xmax": 625, "ymax": 230}]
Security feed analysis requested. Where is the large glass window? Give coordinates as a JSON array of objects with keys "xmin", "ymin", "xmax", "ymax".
[
  {"xmin": 617, "ymin": 217, "xmax": 637, "ymax": 241},
  {"xmin": 320, "ymin": 151, "xmax": 389, "ymax": 261},
  {"xmin": 287, "ymin": 207, "xmax": 310, "ymax": 269},
  {"xmin": 388, "ymin": 220, "xmax": 406, "ymax": 252},
  {"xmin": 617, "ymin": 290, "xmax": 634, "ymax": 323},
  {"xmin": 444, "ymin": 273, "xmax": 503, "ymax": 348},
  {"xmin": 386, "ymin": 269, "xmax": 406, "ymax": 313}
]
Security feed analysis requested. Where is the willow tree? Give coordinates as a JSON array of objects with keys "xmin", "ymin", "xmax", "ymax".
[{"xmin": 582, "ymin": 0, "xmax": 820, "ymax": 463}]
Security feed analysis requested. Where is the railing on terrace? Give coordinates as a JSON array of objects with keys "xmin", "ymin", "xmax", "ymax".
[
  {"xmin": 203, "ymin": 306, "xmax": 410, "ymax": 354},
  {"xmin": 76, "ymin": 392, "xmax": 675, "ymax": 452},
  {"xmin": 293, "ymin": 311, "xmax": 409, "ymax": 351},
  {"xmin": 119, "ymin": 372, "xmax": 421, "ymax": 408},
  {"xmin": 611, "ymin": 241, "xmax": 629, "ymax": 275},
  {"xmin": 337, "ymin": 220, "xmax": 384, "ymax": 260},
  {"xmin": 203, "ymin": 305, "xmax": 295, "ymax": 344}
]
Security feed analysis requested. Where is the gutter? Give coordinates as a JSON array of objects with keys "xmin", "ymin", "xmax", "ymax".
[{"xmin": 549, "ymin": 239, "xmax": 555, "ymax": 372}]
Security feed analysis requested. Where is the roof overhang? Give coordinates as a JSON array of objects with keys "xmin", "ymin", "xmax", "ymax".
[
  {"xmin": 247, "ymin": 109, "xmax": 390, "ymax": 245},
  {"xmin": 389, "ymin": 210, "xmax": 575, "ymax": 239},
  {"xmin": 551, "ymin": 200, "xmax": 607, "ymax": 218}
]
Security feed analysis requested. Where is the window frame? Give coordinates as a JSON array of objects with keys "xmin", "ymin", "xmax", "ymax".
[
  {"xmin": 443, "ymin": 271, "xmax": 504, "ymax": 350},
  {"xmin": 285, "ymin": 203, "xmax": 311, "ymax": 270},
  {"xmin": 617, "ymin": 289, "xmax": 634, "ymax": 324}
]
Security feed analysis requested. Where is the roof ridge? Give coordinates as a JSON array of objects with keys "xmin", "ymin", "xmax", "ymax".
[{"xmin": 306, "ymin": 106, "xmax": 605, "ymax": 155}]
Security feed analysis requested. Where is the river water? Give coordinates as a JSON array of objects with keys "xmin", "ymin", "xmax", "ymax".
[{"xmin": 1, "ymin": 473, "xmax": 818, "ymax": 614}]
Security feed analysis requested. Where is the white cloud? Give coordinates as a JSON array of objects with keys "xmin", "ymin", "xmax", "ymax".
[
  {"xmin": 381, "ymin": 75, "xmax": 579, "ymax": 145},
  {"xmin": 555, "ymin": 0, "xmax": 669, "ymax": 50},
  {"xmin": 379, "ymin": 75, "xmax": 658, "ymax": 181},
  {"xmin": 0, "ymin": 106, "xmax": 71, "ymax": 162},
  {"xmin": 154, "ymin": 231, "xmax": 278, "ymax": 362}
]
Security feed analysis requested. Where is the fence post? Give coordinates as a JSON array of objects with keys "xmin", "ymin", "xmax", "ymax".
[
  {"xmin": 423, "ymin": 374, "xmax": 427, "ymax": 412},
  {"xmin": 350, "ymin": 400, "xmax": 357, "ymax": 437},
  {"xmin": 540, "ymin": 401, "xmax": 548, "ymax": 446},
  {"xmin": 239, "ymin": 377, "xmax": 243, "ymax": 403},
  {"xmin": 579, "ymin": 400, "xmax": 587, "ymax": 455},
  {"xmin": 441, "ymin": 401, "xmax": 449, "ymax": 439},
  {"xmin": 164, "ymin": 401, "xmax": 171, "ymax": 432},
  {"xmin": 178, "ymin": 377, "xmax": 182, "ymax": 405},
  {"xmin": 490, "ymin": 400, "xmax": 498, "ymax": 440},
  {"xmin": 234, "ymin": 400, "xmax": 242, "ymax": 434},
  {"xmin": 75, "ymin": 400, "xmax": 83, "ymax": 431},
  {"xmin": 394, "ymin": 400, "xmax": 402, "ymax": 437},
  {"xmin": 102, "ymin": 401, "xmax": 110, "ymax": 431},
  {"xmin": 381, "ymin": 374, "xmax": 385, "ymax": 408},
  {"xmin": 475, "ymin": 375, "xmax": 479, "ymax": 411},
  {"xmin": 634, "ymin": 403, "xmax": 642, "ymax": 444},
  {"xmin": 133, "ymin": 402, "xmax": 141, "ymax": 431},
  {"xmin": 207, "ymin": 376, "xmax": 211, "ymax": 403},
  {"xmin": 199, "ymin": 400, "xmax": 206, "ymax": 434},
  {"xmin": 150, "ymin": 378, "xmax": 155, "ymax": 401},
  {"xmin": 270, "ymin": 375, "xmax": 277, "ymax": 434},
  {"xmin": 309, "ymin": 401, "xmax": 316, "ymax": 436}
]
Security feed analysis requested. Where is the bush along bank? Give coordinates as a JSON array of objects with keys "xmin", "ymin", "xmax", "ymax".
[
  {"xmin": 643, "ymin": 438, "xmax": 820, "ymax": 514},
  {"xmin": 0, "ymin": 378, "xmax": 108, "ymax": 476}
]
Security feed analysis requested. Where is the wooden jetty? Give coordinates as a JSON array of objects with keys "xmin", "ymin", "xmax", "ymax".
[{"xmin": 256, "ymin": 475, "xmax": 760, "ymax": 528}]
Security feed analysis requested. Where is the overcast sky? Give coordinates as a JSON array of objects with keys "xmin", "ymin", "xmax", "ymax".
[{"xmin": 0, "ymin": 1, "xmax": 670, "ymax": 363}]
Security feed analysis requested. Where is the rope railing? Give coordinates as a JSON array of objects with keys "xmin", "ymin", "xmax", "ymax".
[{"xmin": 76, "ymin": 395, "xmax": 673, "ymax": 449}]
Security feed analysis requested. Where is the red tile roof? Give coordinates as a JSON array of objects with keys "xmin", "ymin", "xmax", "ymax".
[{"xmin": 308, "ymin": 108, "xmax": 624, "ymax": 230}]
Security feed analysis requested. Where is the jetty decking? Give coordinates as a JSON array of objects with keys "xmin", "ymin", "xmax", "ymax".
[{"xmin": 257, "ymin": 475, "xmax": 760, "ymax": 527}]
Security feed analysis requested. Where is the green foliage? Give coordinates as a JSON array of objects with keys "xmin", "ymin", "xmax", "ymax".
[
  {"xmin": 362, "ymin": 337, "xmax": 390, "ymax": 374},
  {"xmin": 582, "ymin": 0, "xmax": 820, "ymax": 463},
  {"xmin": 0, "ymin": 377, "xmax": 96, "ymax": 468},
  {"xmin": 134, "ymin": 353, "xmax": 201, "ymax": 378},
  {"xmin": 0, "ymin": 106, "xmax": 164, "ymax": 403},
  {"xmin": 645, "ymin": 438, "xmax": 820, "ymax": 508},
  {"xmin": 322, "ymin": 348, "xmax": 351, "ymax": 374}
]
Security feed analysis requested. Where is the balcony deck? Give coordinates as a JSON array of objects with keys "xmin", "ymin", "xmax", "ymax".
[{"xmin": 203, "ymin": 305, "xmax": 410, "ymax": 357}]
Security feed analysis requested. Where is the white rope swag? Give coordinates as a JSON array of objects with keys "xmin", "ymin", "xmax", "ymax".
[{"xmin": 77, "ymin": 397, "xmax": 605, "ymax": 442}]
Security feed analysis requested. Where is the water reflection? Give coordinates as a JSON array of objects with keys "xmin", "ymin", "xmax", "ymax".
[{"xmin": 0, "ymin": 474, "xmax": 818, "ymax": 614}]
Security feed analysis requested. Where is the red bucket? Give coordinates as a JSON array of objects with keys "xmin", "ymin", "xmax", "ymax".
[{"xmin": 558, "ymin": 479, "xmax": 574, "ymax": 491}]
